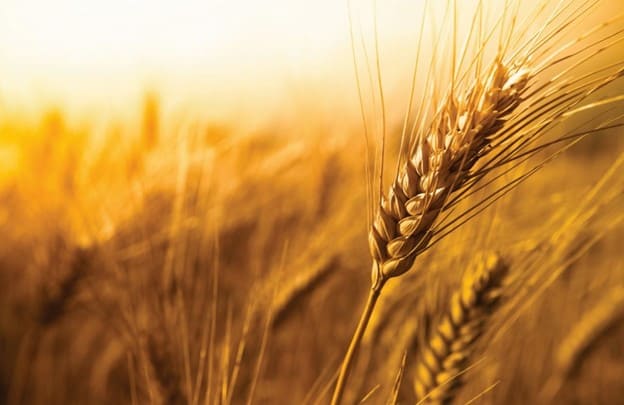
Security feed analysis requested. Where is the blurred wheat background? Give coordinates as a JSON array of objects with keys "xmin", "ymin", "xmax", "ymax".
[{"xmin": 1, "ymin": 0, "xmax": 623, "ymax": 404}]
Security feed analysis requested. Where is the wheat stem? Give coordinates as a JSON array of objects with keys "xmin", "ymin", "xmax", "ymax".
[{"xmin": 331, "ymin": 281, "xmax": 386, "ymax": 405}]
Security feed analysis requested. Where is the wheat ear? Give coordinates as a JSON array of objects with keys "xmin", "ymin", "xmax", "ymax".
[
  {"xmin": 413, "ymin": 253, "xmax": 508, "ymax": 405},
  {"xmin": 369, "ymin": 60, "xmax": 528, "ymax": 286},
  {"xmin": 330, "ymin": 57, "xmax": 529, "ymax": 405}
]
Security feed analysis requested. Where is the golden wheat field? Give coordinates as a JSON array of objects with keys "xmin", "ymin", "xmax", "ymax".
[{"xmin": 1, "ymin": 0, "xmax": 624, "ymax": 404}]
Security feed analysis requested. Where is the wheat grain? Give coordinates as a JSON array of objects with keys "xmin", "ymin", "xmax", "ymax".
[{"xmin": 413, "ymin": 252, "xmax": 507, "ymax": 405}]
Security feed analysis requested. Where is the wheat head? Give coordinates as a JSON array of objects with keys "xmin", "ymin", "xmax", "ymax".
[
  {"xmin": 413, "ymin": 252, "xmax": 508, "ymax": 404},
  {"xmin": 369, "ymin": 60, "xmax": 529, "ymax": 287}
]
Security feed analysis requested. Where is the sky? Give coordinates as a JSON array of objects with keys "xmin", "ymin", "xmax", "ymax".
[
  {"xmin": 0, "ymin": 0, "xmax": 615, "ymax": 120},
  {"xmin": 0, "ymin": 0, "xmax": 459, "ymax": 120},
  {"xmin": 0, "ymin": 0, "xmax": 358, "ymax": 117}
]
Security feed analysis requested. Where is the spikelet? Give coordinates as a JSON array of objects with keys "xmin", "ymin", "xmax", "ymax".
[
  {"xmin": 413, "ymin": 253, "xmax": 508, "ymax": 404},
  {"xmin": 369, "ymin": 60, "xmax": 529, "ymax": 285}
]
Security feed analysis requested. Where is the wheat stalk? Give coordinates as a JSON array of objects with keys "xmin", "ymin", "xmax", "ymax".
[
  {"xmin": 413, "ymin": 252, "xmax": 507, "ymax": 404},
  {"xmin": 540, "ymin": 285, "xmax": 624, "ymax": 401},
  {"xmin": 555, "ymin": 286, "xmax": 624, "ymax": 378}
]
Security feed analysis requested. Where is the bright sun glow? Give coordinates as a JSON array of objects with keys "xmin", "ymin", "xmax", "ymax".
[
  {"xmin": 0, "ymin": 0, "xmax": 520, "ymax": 118},
  {"xmin": 0, "ymin": 0, "xmax": 358, "ymax": 114}
]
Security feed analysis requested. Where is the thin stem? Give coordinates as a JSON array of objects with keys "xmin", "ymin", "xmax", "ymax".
[{"xmin": 330, "ymin": 281, "xmax": 385, "ymax": 405}]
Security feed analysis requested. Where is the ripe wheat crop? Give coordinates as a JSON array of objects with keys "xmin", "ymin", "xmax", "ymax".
[{"xmin": 1, "ymin": 1, "xmax": 623, "ymax": 404}]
